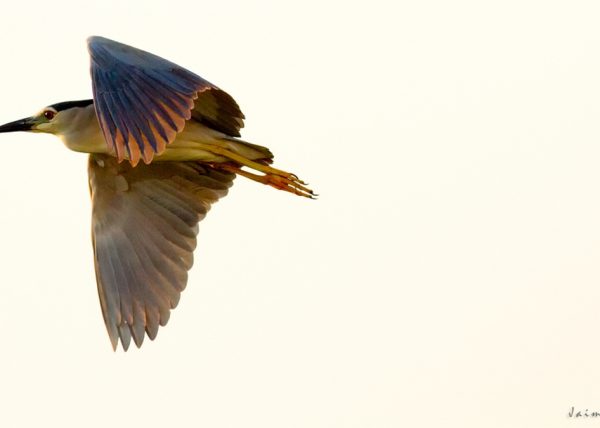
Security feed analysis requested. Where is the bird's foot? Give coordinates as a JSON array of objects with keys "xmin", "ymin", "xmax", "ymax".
[{"xmin": 216, "ymin": 163, "xmax": 317, "ymax": 199}]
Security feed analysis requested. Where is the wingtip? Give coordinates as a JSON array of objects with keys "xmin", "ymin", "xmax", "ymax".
[
  {"xmin": 87, "ymin": 35, "xmax": 104, "ymax": 49},
  {"xmin": 87, "ymin": 35, "xmax": 123, "ymax": 54},
  {"xmin": 87, "ymin": 35, "xmax": 113, "ymax": 45},
  {"xmin": 109, "ymin": 335, "xmax": 118, "ymax": 352}
]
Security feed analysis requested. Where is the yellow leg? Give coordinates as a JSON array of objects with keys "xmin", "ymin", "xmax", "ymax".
[
  {"xmin": 195, "ymin": 141, "xmax": 316, "ymax": 198},
  {"xmin": 216, "ymin": 163, "xmax": 317, "ymax": 199},
  {"xmin": 195, "ymin": 142, "xmax": 308, "ymax": 184}
]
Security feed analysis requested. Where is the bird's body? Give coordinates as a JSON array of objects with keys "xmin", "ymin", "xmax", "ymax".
[
  {"xmin": 52, "ymin": 100, "xmax": 273, "ymax": 163},
  {"xmin": 0, "ymin": 36, "xmax": 314, "ymax": 350}
]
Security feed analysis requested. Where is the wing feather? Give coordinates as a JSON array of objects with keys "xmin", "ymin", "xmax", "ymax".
[
  {"xmin": 89, "ymin": 154, "xmax": 234, "ymax": 350},
  {"xmin": 88, "ymin": 36, "xmax": 245, "ymax": 165}
]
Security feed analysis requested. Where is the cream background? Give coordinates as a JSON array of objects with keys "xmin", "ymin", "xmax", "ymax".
[{"xmin": 0, "ymin": 0, "xmax": 598, "ymax": 427}]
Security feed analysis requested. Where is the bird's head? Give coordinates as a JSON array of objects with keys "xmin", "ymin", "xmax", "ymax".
[{"xmin": 0, "ymin": 99, "xmax": 94, "ymax": 137}]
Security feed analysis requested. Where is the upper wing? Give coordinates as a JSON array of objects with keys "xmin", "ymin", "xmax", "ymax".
[
  {"xmin": 87, "ymin": 36, "xmax": 245, "ymax": 166},
  {"xmin": 88, "ymin": 154, "xmax": 235, "ymax": 350}
]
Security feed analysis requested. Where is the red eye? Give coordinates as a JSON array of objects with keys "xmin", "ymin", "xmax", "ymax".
[{"xmin": 43, "ymin": 110, "xmax": 56, "ymax": 120}]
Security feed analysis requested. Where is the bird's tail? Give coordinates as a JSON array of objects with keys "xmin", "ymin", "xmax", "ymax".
[{"xmin": 217, "ymin": 136, "xmax": 274, "ymax": 164}]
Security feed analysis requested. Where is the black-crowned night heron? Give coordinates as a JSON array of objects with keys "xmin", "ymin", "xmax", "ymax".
[{"xmin": 0, "ymin": 36, "xmax": 315, "ymax": 351}]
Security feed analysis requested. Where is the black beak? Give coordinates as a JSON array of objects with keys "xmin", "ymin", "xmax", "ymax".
[{"xmin": 0, "ymin": 117, "xmax": 36, "ymax": 133}]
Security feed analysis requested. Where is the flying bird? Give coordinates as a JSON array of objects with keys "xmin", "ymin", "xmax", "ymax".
[{"xmin": 0, "ymin": 36, "xmax": 315, "ymax": 350}]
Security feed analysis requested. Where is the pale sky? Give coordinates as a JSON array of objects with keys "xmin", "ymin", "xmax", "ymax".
[{"xmin": 0, "ymin": 1, "xmax": 599, "ymax": 427}]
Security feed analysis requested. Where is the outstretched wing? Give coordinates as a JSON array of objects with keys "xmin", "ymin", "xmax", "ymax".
[
  {"xmin": 88, "ymin": 154, "xmax": 235, "ymax": 350},
  {"xmin": 87, "ymin": 36, "xmax": 245, "ymax": 166}
]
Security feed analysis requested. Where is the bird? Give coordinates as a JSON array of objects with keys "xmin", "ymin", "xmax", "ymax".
[{"xmin": 0, "ymin": 36, "xmax": 315, "ymax": 351}]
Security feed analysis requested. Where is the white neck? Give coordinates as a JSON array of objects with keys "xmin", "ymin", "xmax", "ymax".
[{"xmin": 56, "ymin": 105, "xmax": 108, "ymax": 154}]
